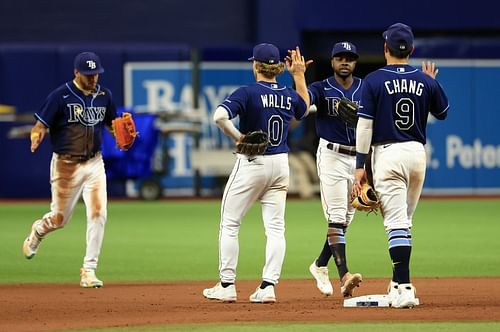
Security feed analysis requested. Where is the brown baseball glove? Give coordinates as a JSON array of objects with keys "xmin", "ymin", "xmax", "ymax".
[
  {"xmin": 112, "ymin": 112, "xmax": 138, "ymax": 151},
  {"xmin": 352, "ymin": 183, "xmax": 380, "ymax": 213}
]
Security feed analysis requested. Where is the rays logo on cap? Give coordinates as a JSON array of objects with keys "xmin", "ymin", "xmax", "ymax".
[
  {"xmin": 342, "ymin": 42, "xmax": 352, "ymax": 51},
  {"xmin": 86, "ymin": 60, "xmax": 97, "ymax": 70},
  {"xmin": 331, "ymin": 41, "xmax": 359, "ymax": 59}
]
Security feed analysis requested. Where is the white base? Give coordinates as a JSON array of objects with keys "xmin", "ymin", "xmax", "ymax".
[{"xmin": 343, "ymin": 294, "xmax": 421, "ymax": 307}]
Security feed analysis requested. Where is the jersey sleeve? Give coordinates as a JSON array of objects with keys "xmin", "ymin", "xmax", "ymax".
[
  {"xmin": 358, "ymin": 79, "xmax": 376, "ymax": 120},
  {"xmin": 219, "ymin": 87, "xmax": 247, "ymax": 120},
  {"xmin": 429, "ymin": 81, "xmax": 449, "ymax": 120},
  {"xmin": 103, "ymin": 88, "xmax": 118, "ymax": 127},
  {"xmin": 307, "ymin": 81, "xmax": 322, "ymax": 106},
  {"xmin": 34, "ymin": 90, "xmax": 61, "ymax": 128}
]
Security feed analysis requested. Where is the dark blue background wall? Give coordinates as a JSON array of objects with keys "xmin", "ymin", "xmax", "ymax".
[
  {"xmin": 0, "ymin": 0, "xmax": 254, "ymax": 45},
  {"xmin": 2, "ymin": 0, "xmax": 499, "ymax": 46}
]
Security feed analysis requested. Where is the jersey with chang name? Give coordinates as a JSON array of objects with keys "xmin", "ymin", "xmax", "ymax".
[
  {"xmin": 308, "ymin": 76, "xmax": 362, "ymax": 146},
  {"xmin": 358, "ymin": 64, "xmax": 449, "ymax": 145},
  {"xmin": 219, "ymin": 81, "xmax": 308, "ymax": 155},
  {"xmin": 35, "ymin": 81, "xmax": 117, "ymax": 157}
]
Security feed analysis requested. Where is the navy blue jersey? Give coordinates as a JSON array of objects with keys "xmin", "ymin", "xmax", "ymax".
[
  {"xmin": 35, "ymin": 81, "xmax": 117, "ymax": 157},
  {"xmin": 219, "ymin": 81, "xmax": 307, "ymax": 155},
  {"xmin": 359, "ymin": 64, "xmax": 449, "ymax": 145},
  {"xmin": 308, "ymin": 76, "xmax": 362, "ymax": 146}
]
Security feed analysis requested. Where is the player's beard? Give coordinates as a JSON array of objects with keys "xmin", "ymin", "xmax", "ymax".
[
  {"xmin": 79, "ymin": 76, "xmax": 98, "ymax": 91},
  {"xmin": 335, "ymin": 67, "xmax": 352, "ymax": 79}
]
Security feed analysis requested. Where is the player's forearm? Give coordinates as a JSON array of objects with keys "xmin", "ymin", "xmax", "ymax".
[
  {"xmin": 292, "ymin": 74, "xmax": 310, "ymax": 114},
  {"xmin": 355, "ymin": 117, "xmax": 373, "ymax": 168},
  {"xmin": 213, "ymin": 106, "xmax": 242, "ymax": 142}
]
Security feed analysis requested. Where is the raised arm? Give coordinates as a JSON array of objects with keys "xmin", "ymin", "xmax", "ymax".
[{"xmin": 286, "ymin": 46, "xmax": 311, "ymax": 114}]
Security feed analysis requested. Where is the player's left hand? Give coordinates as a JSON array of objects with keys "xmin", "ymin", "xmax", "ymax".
[
  {"xmin": 422, "ymin": 61, "xmax": 439, "ymax": 79},
  {"xmin": 285, "ymin": 46, "xmax": 313, "ymax": 75}
]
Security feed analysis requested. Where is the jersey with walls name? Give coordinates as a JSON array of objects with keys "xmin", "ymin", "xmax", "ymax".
[
  {"xmin": 35, "ymin": 81, "xmax": 117, "ymax": 157},
  {"xmin": 308, "ymin": 76, "xmax": 362, "ymax": 146},
  {"xmin": 219, "ymin": 81, "xmax": 307, "ymax": 155},
  {"xmin": 359, "ymin": 64, "xmax": 449, "ymax": 145}
]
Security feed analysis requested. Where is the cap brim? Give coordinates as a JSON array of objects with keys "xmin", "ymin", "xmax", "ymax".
[
  {"xmin": 79, "ymin": 68, "xmax": 105, "ymax": 75},
  {"xmin": 332, "ymin": 52, "xmax": 359, "ymax": 59},
  {"xmin": 248, "ymin": 56, "xmax": 255, "ymax": 61}
]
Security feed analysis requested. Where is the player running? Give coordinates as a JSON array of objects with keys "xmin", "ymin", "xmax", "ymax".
[
  {"xmin": 353, "ymin": 23, "xmax": 449, "ymax": 308},
  {"xmin": 23, "ymin": 52, "xmax": 118, "ymax": 288},
  {"xmin": 203, "ymin": 43, "xmax": 309, "ymax": 303}
]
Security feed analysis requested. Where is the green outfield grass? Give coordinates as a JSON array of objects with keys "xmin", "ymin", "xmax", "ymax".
[
  {"xmin": 1, "ymin": 198, "xmax": 499, "ymax": 284},
  {"xmin": 75, "ymin": 322, "xmax": 500, "ymax": 332}
]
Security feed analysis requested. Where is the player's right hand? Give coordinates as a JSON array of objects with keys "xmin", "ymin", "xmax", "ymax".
[{"xmin": 30, "ymin": 122, "xmax": 46, "ymax": 152}]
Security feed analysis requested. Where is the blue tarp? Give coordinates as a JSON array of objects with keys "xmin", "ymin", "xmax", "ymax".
[{"xmin": 102, "ymin": 110, "xmax": 158, "ymax": 180}]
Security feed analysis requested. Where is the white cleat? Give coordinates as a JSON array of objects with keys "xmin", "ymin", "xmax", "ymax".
[
  {"xmin": 249, "ymin": 285, "xmax": 276, "ymax": 303},
  {"xmin": 309, "ymin": 261, "xmax": 333, "ymax": 296},
  {"xmin": 23, "ymin": 223, "xmax": 43, "ymax": 259},
  {"xmin": 387, "ymin": 281, "xmax": 399, "ymax": 306},
  {"xmin": 203, "ymin": 282, "xmax": 237, "ymax": 302},
  {"xmin": 392, "ymin": 283, "xmax": 418, "ymax": 308},
  {"xmin": 80, "ymin": 268, "xmax": 104, "ymax": 288}
]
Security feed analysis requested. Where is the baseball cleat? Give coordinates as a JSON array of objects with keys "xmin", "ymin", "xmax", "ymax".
[
  {"xmin": 340, "ymin": 272, "xmax": 363, "ymax": 297},
  {"xmin": 392, "ymin": 283, "xmax": 418, "ymax": 308},
  {"xmin": 80, "ymin": 268, "xmax": 103, "ymax": 288},
  {"xmin": 387, "ymin": 280, "xmax": 399, "ymax": 306},
  {"xmin": 249, "ymin": 285, "xmax": 276, "ymax": 303},
  {"xmin": 309, "ymin": 261, "xmax": 333, "ymax": 296},
  {"xmin": 203, "ymin": 282, "xmax": 237, "ymax": 302},
  {"xmin": 23, "ymin": 223, "xmax": 43, "ymax": 259}
]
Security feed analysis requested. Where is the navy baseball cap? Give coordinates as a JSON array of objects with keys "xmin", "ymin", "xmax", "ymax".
[
  {"xmin": 248, "ymin": 43, "xmax": 280, "ymax": 64},
  {"xmin": 74, "ymin": 52, "xmax": 104, "ymax": 75},
  {"xmin": 383, "ymin": 23, "xmax": 414, "ymax": 52},
  {"xmin": 331, "ymin": 41, "xmax": 359, "ymax": 59}
]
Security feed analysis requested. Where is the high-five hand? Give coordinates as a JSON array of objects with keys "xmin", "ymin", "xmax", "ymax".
[{"xmin": 285, "ymin": 46, "xmax": 313, "ymax": 75}]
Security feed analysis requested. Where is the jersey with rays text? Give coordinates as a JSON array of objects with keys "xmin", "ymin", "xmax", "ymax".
[
  {"xmin": 308, "ymin": 76, "xmax": 362, "ymax": 146},
  {"xmin": 35, "ymin": 81, "xmax": 117, "ymax": 157}
]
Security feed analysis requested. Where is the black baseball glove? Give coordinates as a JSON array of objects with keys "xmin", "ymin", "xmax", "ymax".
[
  {"xmin": 336, "ymin": 97, "xmax": 359, "ymax": 127},
  {"xmin": 236, "ymin": 131, "xmax": 269, "ymax": 156}
]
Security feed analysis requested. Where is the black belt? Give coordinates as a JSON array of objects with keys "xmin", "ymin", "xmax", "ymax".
[
  {"xmin": 57, "ymin": 151, "xmax": 98, "ymax": 162},
  {"xmin": 326, "ymin": 143, "xmax": 356, "ymax": 156}
]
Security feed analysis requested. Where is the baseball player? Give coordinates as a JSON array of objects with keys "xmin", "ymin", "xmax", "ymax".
[
  {"xmin": 23, "ymin": 52, "xmax": 118, "ymax": 288},
  {"xmin": 353, "ymin": 23, "xmax": 449, "ymax": 308},
  {"xmin": 203, "ymin": 43, "xmax": 310, "ymax": 303},
  {"xmin": 307, "ymin": 42, "xmax": 363, "ymax": 297}
]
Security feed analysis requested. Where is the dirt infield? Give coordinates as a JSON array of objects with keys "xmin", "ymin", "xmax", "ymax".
[{"xmin": 2, "ymin": 277, "xmax": 499, "ymax": 332}]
